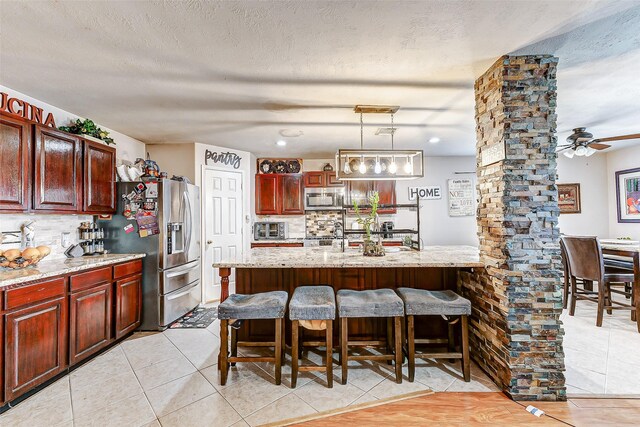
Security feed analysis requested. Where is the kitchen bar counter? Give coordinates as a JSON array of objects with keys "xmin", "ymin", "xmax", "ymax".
[
  {"xmin": 0, "ymin": 253, "xmax": 146, "ymax": 288},
  {"xmin": 214, "ymin": 245, "xmax": 482, "ymax": 269}
]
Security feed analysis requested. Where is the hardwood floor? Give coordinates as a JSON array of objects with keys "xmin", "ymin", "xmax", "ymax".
[{"xmin": 286, "ymin": 392, "xmax": 640, "ymax": 426}]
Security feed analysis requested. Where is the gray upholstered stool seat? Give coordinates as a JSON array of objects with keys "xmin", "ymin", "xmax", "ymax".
[
  {"xmin": 396, "ymin": 288, "xmax": 471, "ymax": 316},
  {"xmin": 218, "ymin": 291, "xmax": 288, "ymax": 320},
  {"xmin": 337, "ymin": 289, "xmax": 404, "ymax": 318},
  {"xmin": 290, "ymin": 285, "xmax": 336, "ymax": 320}
]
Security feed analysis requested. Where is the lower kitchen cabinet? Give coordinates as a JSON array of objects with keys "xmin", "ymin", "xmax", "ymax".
[
  {"xmin": 69, "ymin": 282, "xmax": 112, "ymax": 365},
  {"xmin": 0, "ymin": 258, "xmax": 143, "ymax": 405},
  {"xmin": 4, "ymin": 297, "xmax": 68, "ymax": 401},
  {"xmin": 114, "ymin": 274, "xmax": 142, "ymax": 339}
]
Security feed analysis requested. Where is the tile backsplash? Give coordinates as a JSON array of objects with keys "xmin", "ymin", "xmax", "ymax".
[
  {"xmin": 306, "ymin": 211, "xmax": 342, "ymax": 237},
  {"xmin": 0, "ymin": 214, "xmax": 92, "ymax": 259}
]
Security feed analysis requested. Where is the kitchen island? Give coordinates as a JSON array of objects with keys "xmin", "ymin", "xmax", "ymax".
[{"xmin": 214, "ymin": 245, "xmax": 482, "ymax": 342}]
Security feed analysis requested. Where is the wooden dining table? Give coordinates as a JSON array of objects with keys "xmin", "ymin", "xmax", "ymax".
[{"xmin": 601, "ymin": 242, "xmax": 640, "ymax": 331}]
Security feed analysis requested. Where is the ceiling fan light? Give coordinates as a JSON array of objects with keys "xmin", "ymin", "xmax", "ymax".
[
  {"xmin": 563, "ymin": 150, "xmax": 575, "ymax": 159},
  {"xmin": 585, "ymin": 147, "xmax": 596, "ymax": 157},
  {"xmin": 575, "ymin": 146, "xmax": 587, "ymax": 156}
]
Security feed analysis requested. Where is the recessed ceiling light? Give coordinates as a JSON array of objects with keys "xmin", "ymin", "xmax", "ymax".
[
  {"xmin": 276, "ymin": 140, "xmax": 287, "ymax": 147},
  {"xmin": 279, "ymin": 129, "xmax": 303, "ymax": 137},
  {"xmin": 429, "ymin": 137, "xmax": 440, "ymax": 144}
]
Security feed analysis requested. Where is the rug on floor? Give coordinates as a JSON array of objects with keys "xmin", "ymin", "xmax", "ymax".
[{"xmin": 169, "ymin": 306, "xmax": 217, "ymax": 328}]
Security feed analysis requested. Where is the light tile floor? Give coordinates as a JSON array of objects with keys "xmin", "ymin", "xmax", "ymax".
[
  {"xmin": 0, "ymin": 317, "xmax": 499, "ymax": 427},
  {"xmin": 562, "ymin": 297, "xmax": 640, "ymax": 396}
]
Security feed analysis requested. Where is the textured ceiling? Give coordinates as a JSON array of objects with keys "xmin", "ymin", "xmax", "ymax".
[{"xmin": 1, "ymin": 0, "xmax": 639, "ymax": 157}]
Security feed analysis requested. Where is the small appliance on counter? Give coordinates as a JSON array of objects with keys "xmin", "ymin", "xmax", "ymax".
[
  {"xmin": 303, "ymin": 237, "xmax": 335, "ymax": 247},
  {"xmin": 253, "ymin": 222, "xmax": 288, "ymax": 240},
  {"xmin": 382, "ymin": 221, "xmax": 394, "ymax": 238}
]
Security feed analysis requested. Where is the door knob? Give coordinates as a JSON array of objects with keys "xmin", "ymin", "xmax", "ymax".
[{"xmin": 207, "ymin": 240, "xmax": 213, "ymax": 244}]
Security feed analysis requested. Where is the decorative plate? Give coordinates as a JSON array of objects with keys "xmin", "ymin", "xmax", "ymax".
[
  {"xmin": 287, "ymin": 159, "xmax": 301, "ymax": 173},
  {"xmin": 274, "ymin": 160, "xmax": 288, "ymax": 174},
  {"xmin": 259, "ymin": 159, "xmax": 274, "ymax": 174}
]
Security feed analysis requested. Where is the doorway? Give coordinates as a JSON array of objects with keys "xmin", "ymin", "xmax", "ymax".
[{"xmin": 202, "ymin": 167, "xmax": 244, "ymax": 302}]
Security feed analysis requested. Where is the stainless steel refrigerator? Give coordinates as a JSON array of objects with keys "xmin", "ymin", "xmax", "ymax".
[{"xmin": 99, "ymin": 179, "xmax": 201, "ymax": 330}]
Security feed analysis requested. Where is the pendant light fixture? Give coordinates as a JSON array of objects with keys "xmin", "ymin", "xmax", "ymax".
[{"xmin": 335, "ymin": 105, "xmax": 423, "ymax": 181}]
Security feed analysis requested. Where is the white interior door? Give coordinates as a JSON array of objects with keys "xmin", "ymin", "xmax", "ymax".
[{"xmin": 203, "ymin": 168, "xmax": 243, "ymax": 302}]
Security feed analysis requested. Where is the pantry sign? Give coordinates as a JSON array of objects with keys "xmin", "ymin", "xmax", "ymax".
[{"xmin": 1, "ymin": 92, "xmax": 56, "ymax": 127}]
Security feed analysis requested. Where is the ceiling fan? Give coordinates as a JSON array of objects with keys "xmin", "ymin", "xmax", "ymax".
[{"xmin": 557, "ymin": 128, "xmax": 640, "ymax": 158}]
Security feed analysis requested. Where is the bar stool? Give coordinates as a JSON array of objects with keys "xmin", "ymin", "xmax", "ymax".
[
  {"xmin": 289, "ymin": 285, "xmax": 336, "ymax": 388},
  {"xmin": 336, "ymin": 289, "xmax": 404, "ymax": 384},
  {"xmin": 396, "ymin": 288, "xmax": 471, "ymax": 382},
  {"xmin": 218, "ymin": 291, "xmax": 288, "ymax": 385}
]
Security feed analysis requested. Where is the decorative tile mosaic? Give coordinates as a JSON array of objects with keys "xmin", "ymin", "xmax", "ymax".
[{"xmin": 305, "ymin": 211, "xmax": 342, "ymax": 237}]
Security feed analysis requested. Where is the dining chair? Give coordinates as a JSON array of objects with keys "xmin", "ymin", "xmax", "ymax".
[{"xmin": 561, "ymin": 236, "xmax": 635, "ymax": 327}]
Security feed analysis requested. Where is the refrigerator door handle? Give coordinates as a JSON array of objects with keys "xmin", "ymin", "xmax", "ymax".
[{"xmin": 183, "ymin": 190, "xmax": 192, "ymax": 257}]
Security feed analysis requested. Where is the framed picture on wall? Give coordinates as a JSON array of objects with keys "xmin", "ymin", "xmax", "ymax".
[
  {"xmin": 616, "ymin": 167, "xmax": 640, "ymax": 223},
  {"xmin": 558, "ymin": 183, "xmax": 581, "ymax": 214}
]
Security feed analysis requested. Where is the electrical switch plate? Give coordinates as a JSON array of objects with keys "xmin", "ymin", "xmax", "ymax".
[{"xmin": 61, "ymin": 232, "xmax": 71, "ymax": 247}]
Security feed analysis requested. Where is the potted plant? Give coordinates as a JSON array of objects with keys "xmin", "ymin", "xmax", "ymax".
[
  {"xmin": 58, "ymin": 119, "xmax": 115, "ymax": 145},
  {"xmin": 353, "ymin": 191, "xmax": 385, "ymax": 257}
]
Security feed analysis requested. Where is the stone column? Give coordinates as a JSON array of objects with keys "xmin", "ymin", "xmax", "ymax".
[{"xmin": 461, "ymin": 55, "xmax": 565, "ymax": 401}]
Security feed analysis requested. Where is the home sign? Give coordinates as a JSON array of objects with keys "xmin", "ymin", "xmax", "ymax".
[
  {"xmin": 408, "ymin": 186, "xmax": 442, "ymax": 200},
  {"xmin": 0, "ymin": 92, "xmax": 56, "ymax": 127}
]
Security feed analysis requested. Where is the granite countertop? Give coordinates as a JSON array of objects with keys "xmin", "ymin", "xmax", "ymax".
[
  {"xmin": 213, "ymin": 245, "xmax": 482, "ymax": 268},
  {"xmin": 0, "ymin": 253, "xmax": 146, "ymax": 288}
]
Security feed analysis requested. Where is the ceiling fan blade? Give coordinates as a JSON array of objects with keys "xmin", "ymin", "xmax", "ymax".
[
  {"xmin": 556, "ymin": 146, "xmax": 573, "ymax": 152},
  {"xmin": 592, "ymin": 133, "xmax": 640, "ymax": 143},
  {"xmin": 588, "ymin": 143, "xmax": 611, "ymax": 150}
]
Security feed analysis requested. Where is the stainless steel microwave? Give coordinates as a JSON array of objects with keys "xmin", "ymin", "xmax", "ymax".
[
  {"xmin": 304, "ymin": 187, "xmax": 345, "ymax": 211},
  {"xmin": 253, "ymin": 222, "xmax": 288, "ymax": 240}
]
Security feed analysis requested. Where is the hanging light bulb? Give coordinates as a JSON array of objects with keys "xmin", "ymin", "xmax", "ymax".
[
  {"xmin": 563, "ymin": 149, "xmax": 575, "ymax": 159},
  {"xmin": 343, "ymin": 156, "xmax": 351, "ymax": 174},
  {"xmin": 403, "ymin": 156, "xmax": 413, "ymax": 173},
  {"xmin": 358, "ymin": 156, "xmax": 367, "ymax": 174},
  {"xmin": 389, "ymin": 156, "xmax": 397, "ymax": 174},
  {"xmin": 374, "ymin": 156, "xmax": 382, "ymax": 174}
]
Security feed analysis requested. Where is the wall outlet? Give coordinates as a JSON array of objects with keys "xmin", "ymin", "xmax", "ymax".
[{"xmin": 61, "ymin": 232, "xmax": 71, "ymax": 248}]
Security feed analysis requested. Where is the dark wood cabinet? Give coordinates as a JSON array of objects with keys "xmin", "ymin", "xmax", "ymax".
[
  {"xmin": 33, "ymin": 125, "xmax": 82, "ymax": 212},
  {"xmin": 346, "ymin": 180, "xmax": 396, "ymax": 214},
  {"xmin": 4, "ymin": 297, "xmax": 68, "ymax": 401},
  {"xmin": 255, "ymin": 174, "xmax": 279, "ymax": 215},
  {"xmin": 114, "ymin": 274, "xmax": 142, "ymax": 339},
  {"xmin": 255, "ymin": 174, "xmax": 303, "ymax": 215},
  {"xmin": 0, "ymin": 114, "xmax": 31, "ymax": 211},
  {"xmin": 83, "ymin": 140, "xmax": 116, "ymax": 213},
  {"xmin": 303, "ymin": 171, "xmax": 343, "ymax": 188},
  {"xmin": 69, "ymin": 282, "xmax": 112, "ymax": 365},
  {"xmin": 304, "ymin": 171, "xmax": 325, "ymax": 187},
  {"xmin": 280, "ymin": 174, "xmax": 304, "ymax": 214}
]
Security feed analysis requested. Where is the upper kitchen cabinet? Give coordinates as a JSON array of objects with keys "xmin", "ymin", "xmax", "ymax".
[
  {"xmin": 33, "ymin": 125, "xmax": 82, "ymax": 212},
  {"xmin": 346, "ymin": 180, "xmax": 396, "ymax": 214},
  {"xmin": 0, "ymin": 114, "xmax": 31, "ymax": 211},
  {"xmin": 255, "ymin": 173, "xmax": 304, "ymax": 215},
  {"xmin": 83, "ymin": 139, "xmax": 116, "ymax": 213},
  {"xmin": 280, "ymin": 174, "xmax": 304, "ymax": 214},
  {"xmin": 303, "ymin": 171, "xmax": 344, "ymax": 188}
]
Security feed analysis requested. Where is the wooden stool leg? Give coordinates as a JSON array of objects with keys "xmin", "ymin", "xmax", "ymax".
[
  {"xmin": 447, "ymin": 321, "xmax": 456, "ymax": 363},
  {"xmin": 597, "ymin": 282, "xmax": 605, "ymax": 327},
  {"xmin": 407, "ymin": 315, "xmax": 415, "ymax": 382},
  {"xmin": 326, "ymin": 319, "xmax": 333, "ymax": 388},
  {"xmin": 394, "ymin": 316, "xmax": 402, "ymax": 384},
  {"xmin": 282, "ymin": 315, "xmax": 287, "ymax": 360},
  {"xmin": 461, "ymin": 315, "xmax": 470, "ymax": 382},
  {"xmin": 275, "ymin": 318, "xmax": 283, "ymax": 385},
  {"xmin": 606, "ymin": 284, "xmax": 613, "ymax": 315},
  {"xmin": 569, "ymin": 276, "xmax": 578, "ymax": 316},
  {"xmin": 230, "ymin": 326, "xmax": 238, "ymax": 367},
  {"xmin": 220, "ymin": 319, "xmax": 229, "ymax": 385},
  {"xmin": 291, "ymin": 320, "xmax": 299, "ymax": 388},
  {"xmin": 341, "ymin": 317, "xmax": 348, "ymax": 385},
  {"xmin": 386, "ymin": 317, "xmax": 393, "ymax": 365}
]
